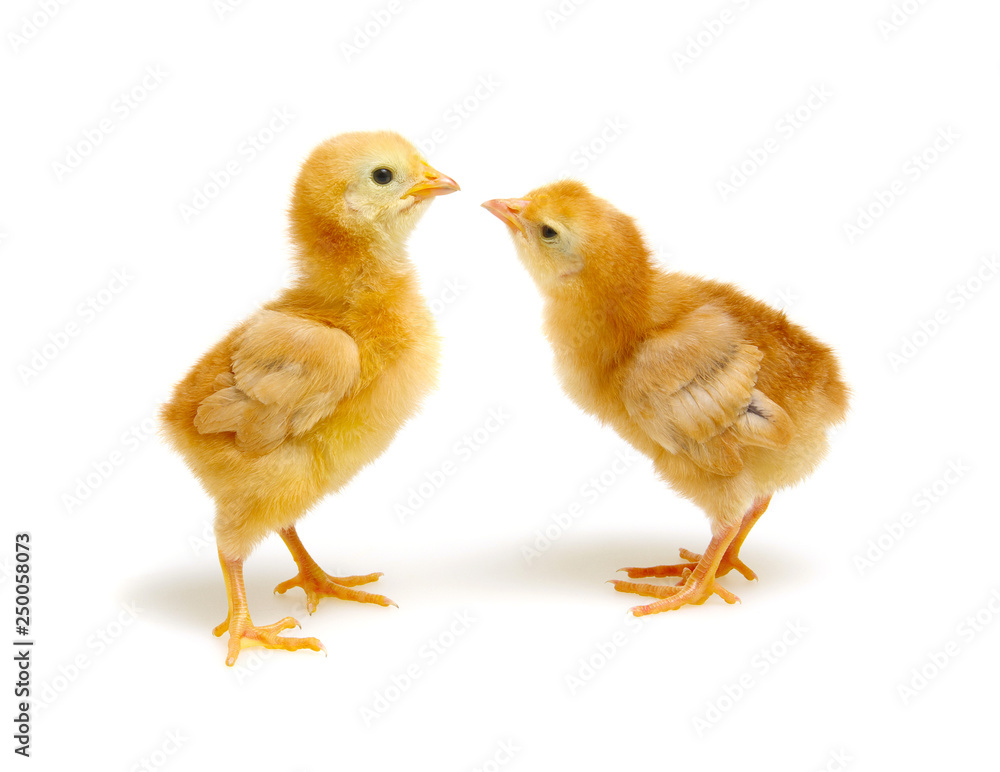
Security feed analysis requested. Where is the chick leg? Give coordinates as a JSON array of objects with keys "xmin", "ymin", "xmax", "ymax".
[
  {"xmin": 273, "ymin": 526, "xmax": 397, "ymax": 614},
  {"xmin": 213, "ymin": 550, "xmax": 325, "ymax": 667},
  {"xmin": 610, "ymin": 523, "xmax": 741, "ymax": 615},
  {"xmin": 620, "ymin": 495, "xmax": 772, "ymax": 582}
]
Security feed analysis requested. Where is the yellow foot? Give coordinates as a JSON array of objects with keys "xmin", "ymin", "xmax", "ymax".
[
  {"xmin": 620, "ymin": 547, "xmax": 757, "ymax": 582},
  {"xmin": 212, "ymin": 613, "xmax": 325, "ymax": 667},
  {"xmin": 274, "ymin": 568, "xmax": 396, "ymax": 615},
  {"xmin": 609, "ymin": 567, "xmax": 741, "ymax": 616}
]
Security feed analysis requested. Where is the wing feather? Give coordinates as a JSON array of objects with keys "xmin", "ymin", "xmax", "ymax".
[
  {"xmin": 194, "ymin": 310, "xmax": 360, "ymax": 455},
  {"xmin": 623, "ymin": 309, "xmax": 792, "ymax": 476}
]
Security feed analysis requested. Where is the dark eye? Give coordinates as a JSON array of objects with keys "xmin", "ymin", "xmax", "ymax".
[
  {"xmin": 372, "ymin": 167, "xmax": 393, "ymax": 185},
  {"xmin": 541, "ymin": 225, "xmax": 558, "ymax": 240}
]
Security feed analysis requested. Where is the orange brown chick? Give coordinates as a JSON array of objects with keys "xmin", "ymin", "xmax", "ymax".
[
  {"xmin": 483, "ymin": 181, "xmax": 848, "ymax": 615},
  {"xmin": 161, "ymin": 131, "xmax": 458, "ymax": 665}
]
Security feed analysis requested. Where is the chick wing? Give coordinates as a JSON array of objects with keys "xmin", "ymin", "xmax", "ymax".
[
  {"xmin": 194, "ymin": 310, "xmax": 360, "ymax": 455},
  {"xmin": 623, "ymin": 308, "xmax": 792, "ymax": 476}
]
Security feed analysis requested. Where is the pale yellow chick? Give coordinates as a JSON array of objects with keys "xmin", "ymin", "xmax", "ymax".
[{"xmin": 162, "ymin": 131, "xmax": 458, "ymax": 665}]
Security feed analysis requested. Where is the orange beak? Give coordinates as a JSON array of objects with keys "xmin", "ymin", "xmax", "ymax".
[
  {"xmin": 481, "ymin": 198, "xmax": 531, "ymax": 235},
  {"xmin": 402, "ymin": 165, "xmax": 460, "ymax": 199}
]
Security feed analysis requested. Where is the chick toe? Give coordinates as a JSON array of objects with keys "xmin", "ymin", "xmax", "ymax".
[{"xmin": 274, "ymin": 525, "xmax": 397, "ymax": 614}]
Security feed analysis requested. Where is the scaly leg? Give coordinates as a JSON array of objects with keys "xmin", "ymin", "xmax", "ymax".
[
  {"xmin": 620, "ymin": 495, "xmax": 772, "ymax": 582},
  {"xmin": 274, "ymin": 526, "xmax": 396, "ymax": 614},
  {"xmin": 213, "ymin": 550, "xmax": 324, "ymax": 667},
  {"xmin": 611, "ymin": 523, "xmax": 741, "ymax": 615}
]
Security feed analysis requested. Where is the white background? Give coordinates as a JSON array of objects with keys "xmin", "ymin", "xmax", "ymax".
[{"xmin": 4, "ymin": 0, "xmax": 999, "ymax": 769}]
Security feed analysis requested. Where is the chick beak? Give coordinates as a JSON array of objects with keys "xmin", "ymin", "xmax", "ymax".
[
  {"xmin": 481, "ymin": 198, "xmax": 531, "ymax": 235},
  {"xmin": 403, "ymin": 166, "xmax": 461, "ymax": 200}
]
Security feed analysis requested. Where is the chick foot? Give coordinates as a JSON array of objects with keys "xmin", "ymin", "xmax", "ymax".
[
  {"xmin": 216, "ymin": 550, "xmax": 324, "ymax": 667},
  {"xmin": 620, "ymin": 495, "xmax": 772, "ymax": 584},
  {"xmin": 213, "ymin": 612, "xmax": 324, "ymax": 668},
  {"xmin": 610, "ymin": 522, "xmax": 742, "ymax": 616},
  {"xmin": 275, "ymin": 526, "xmax": 397, "ymax": 614},
  {"xmin": 274, "ymin": 570, "xmax": 395, "ymax": 614},
  {"xmin": 620, "ymin": 547, "xmax": 757, "ymax": 582},
  {"xmin": 611, "ymin": 568, "xmax": 740, "ymax": 616}
]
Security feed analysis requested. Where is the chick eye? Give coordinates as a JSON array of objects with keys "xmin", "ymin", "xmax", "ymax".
[
  {"xmin": 372, "ymin": 167, "xmax": 393, "ymax": 185},
  {"xmin": 540, "ymin": 225, "xmax": 558, "ymax": 240}
]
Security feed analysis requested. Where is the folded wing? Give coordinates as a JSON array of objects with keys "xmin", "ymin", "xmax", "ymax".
[
  {"xmin": 623, "ymin": 308, "xmax": 792, "ymax": 476},
  {"xmin": 194, "ymin": 310, "xmax": 361, "ymax": 455}
]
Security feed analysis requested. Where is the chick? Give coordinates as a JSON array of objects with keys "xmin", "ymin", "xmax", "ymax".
[
  {"xmin": 483, "ymin": 181, "xmax": 848, "ymax": 615},
  {"xmin": 162, "ymin": 131, "xmax": 458, "ymax": 664}
]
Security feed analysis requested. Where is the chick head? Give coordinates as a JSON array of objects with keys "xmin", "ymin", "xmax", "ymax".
[
  {"xmin": 482, "ymin": 180, "xmax": 650, "ymax": 300},
  {"xmin": 291, "ymin": 130, "xmax": 459, "ymax": 252}
]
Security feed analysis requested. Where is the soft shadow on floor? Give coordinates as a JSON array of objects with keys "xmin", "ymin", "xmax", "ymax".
[
  {"xmin": 128, "ymin": 568, "xmax": 227, "ymax": 631},
  {"xmin": 128, "ymin": 532, "xmax": 812, "ymax": 626},
  {"xmin": 517, "ymin": 533, "xmax": 808, "ymax": 589},
  {"xmin": 377, "ymin": 532, "xmax": 812, "ymax": 604}
]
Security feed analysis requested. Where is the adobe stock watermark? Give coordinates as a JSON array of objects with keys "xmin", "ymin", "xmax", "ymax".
[
  {"xmin": 415, "ymin": 75, "xmax": 500, "ymax": 157},
  {"xmin": 877, "ymin": 0, "xmax": 931, "ymax": 41},
  {"xmin": 394, "ymin": 407, "xmax": 510, "ymax": 524},
  {"xmin": 842, "ymin": 126, "xmax": 959, "ymax": 245},
  {"xmin": 558, "ymin": 307, "xmax": 612, "ymax": 354},
  {"xmin": 18, "ymin": 268, "xmax": 134, "ymax": 385},
  {"xmin": 522, "ymin": 447, "xmax": 641, "ymax": 565},
  {"xmin": 897, "ymin": 588, "xmax": 1000, "ymax": 705},
  {"xmin": 214, "ymin": 0, "xmax": 249, "ymax": 20},
  {"xmin": 341, "ymin": 0, "xmax": 406, "ymax": 64},
  {"xmin": 693, "ymin": 620, "xmax": 807, "ymax": 736},
  {"xmin": 813, "ymin": 750, "xmax": 854, "ymax": 772},
  {"xmin": 770, "ymin": 286, "xmax": 799, "ymax": 313},
  {"xmin": 360, "ymin": 609, "xmax": 475, "ymax": 726},
  {"xmin": 471, "ymin": 740, "xmax": 520, "ymax": 772},
  {"xmin": 716, "ymin": 85, "xmax": 834, "ymax": 201},
  {"xmin": 231, "ymin": 647, "xmax": 276, "ymax": 685},
  {"xmin": 130, "ymin": 730, "xmax": 189, "ymax": 772},
  {"xmin": 61, "ymin": 414, "xmax": 158, "ymax": 514},
  {"xmin": 546, "ymin": 0, "xmax": 589, "ymax": 30},
  {"xmin": 178, "ymin": 107, "xmax": 295, "ymax": 223},
  {"xmin": 428, "ymin": 277, "xmax": 467, "ymax": 318},
  {"xmin": 649, "ymin": 243, "xmax": 673, "ymax": 264},
  {"xmin": 553, "ymin": 117, "xmax": 627, "ymax": 180},
  {"xmin": 853, "ymin": 459, "xmax": 968, "ymax": 575},
  {"xmin": 7, "ymin": 0, "xmax": 71, "ymax": 53},
  {"xmin": 36, "ymin": 602, "xmax": 143, "ymax": 713},
  {"xmin": 887, "ymin": 254, "xmax": 998, "ymax": 372},
  {"xmin": 188, "ymin": 513, "xmax": 222, "ymax": 556},
  {"xmin": 672, "ymin": 0, "xmax": 755, "ymax": 73},
  {"xmin": 565, "ymin": 614, "xmax": 647, "ymax": 695},
  {"xmin": 52, "ymin": 65, "xmax": 167, "ymax": 182}
]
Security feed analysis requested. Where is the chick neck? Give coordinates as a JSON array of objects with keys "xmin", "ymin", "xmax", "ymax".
[
  {"xmin": 288, "ymin": 203, "xmax": 419, "ymax": 310},
  {"xmin": 542, "ymin": 252, "xmax": 655, "ymax": 372}
]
